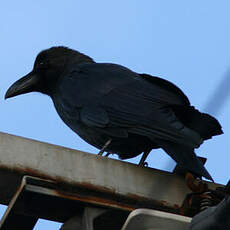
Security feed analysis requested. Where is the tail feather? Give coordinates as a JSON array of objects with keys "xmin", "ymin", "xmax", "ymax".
[
  {"xmin": 158, "ymin": 139, "xmax": 213, "ymax": 181},
  {"xmin": 171, "ymin": 105, "xmax": 223, "ymax": 140}
]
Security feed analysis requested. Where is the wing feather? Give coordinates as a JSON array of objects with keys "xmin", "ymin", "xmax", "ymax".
[{"xmin": 57, "ymin": 63, "xmax": 202, "ymax": 147}]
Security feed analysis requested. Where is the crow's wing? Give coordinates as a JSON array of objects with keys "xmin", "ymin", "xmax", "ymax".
[
  {"xmin": 139, "ymin": 73, "xmax": 190, "ymax": 105},
  {"xmin": 58, "ymin": 63, "xmax": 202, "ymax": 147}
]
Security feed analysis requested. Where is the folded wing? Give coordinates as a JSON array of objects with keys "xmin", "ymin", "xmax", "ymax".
[{"xmin": 58, "ymin": 63, "xmax": 203, "ymax": 147}]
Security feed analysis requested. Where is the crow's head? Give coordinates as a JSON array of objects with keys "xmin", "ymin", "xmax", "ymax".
[{"xmin": 5, "ymin": 46, "xmax": 94, "ymax": 98}]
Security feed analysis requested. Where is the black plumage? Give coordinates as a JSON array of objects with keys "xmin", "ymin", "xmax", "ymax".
[{"xmin": 5, "ymin": 46, "xmax": 223, "ymax": 181}]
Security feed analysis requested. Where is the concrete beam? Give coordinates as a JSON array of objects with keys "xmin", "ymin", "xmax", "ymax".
[{"xmin": 0, "ymin": 132, "xmax": 222, "ymax": 214}]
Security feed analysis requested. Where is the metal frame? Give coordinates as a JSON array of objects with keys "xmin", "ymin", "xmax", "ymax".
[
  {"xmin": 0, "ymin": 176, "xmax": 129, "ymax": 230},
  {"xmin": 121, "ymin": 209, "xmax": 191, "ymax": 230},
  {"xmin": 0, "ymin": 132, "xmax": 224, "ymax": 229}
]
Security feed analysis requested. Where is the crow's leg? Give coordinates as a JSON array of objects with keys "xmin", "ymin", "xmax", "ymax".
[
  {"xmin": 138, "ymin": 150, "xmax": 150, "ymax": 167},
  {"xmin": 98, "ymin": 139, "xmax": 112, "ymax": 156}
]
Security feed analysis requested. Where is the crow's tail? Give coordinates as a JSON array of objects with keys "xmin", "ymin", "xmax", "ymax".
[
  {"xmin": 171, "ymin": 105, "xmax": 223, "ymax": 140},
  {"xmin": 158, "ymin": 139, "xmax": 213, "ymax": 181}
]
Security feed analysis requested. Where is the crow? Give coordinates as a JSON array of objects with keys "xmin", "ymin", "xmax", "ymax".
[{"xmin": 5, "ymin": 46, "xmax": 223, "ymax": 181}]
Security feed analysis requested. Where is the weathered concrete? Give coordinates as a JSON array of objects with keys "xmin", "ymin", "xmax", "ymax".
[{"xmin": 0, "ymin": 132, "xmax": 221, "ymax": 212}]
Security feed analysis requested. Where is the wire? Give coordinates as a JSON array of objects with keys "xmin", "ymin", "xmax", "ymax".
[
  {"xmin": 164, "ymin": 68, "xmax": 230, "ymax": 171},
  {"xmin": 203, "ymin": 68, "xmax": 230, "ymax": 116}
]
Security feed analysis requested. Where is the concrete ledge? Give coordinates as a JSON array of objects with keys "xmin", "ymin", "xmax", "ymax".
[{"xmin": 0, "ymin": 132, "xmax": 222, "ymax": 213}]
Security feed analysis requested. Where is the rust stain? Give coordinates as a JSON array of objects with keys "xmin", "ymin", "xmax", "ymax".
[
  {"xmin": 126, "ymin": 193, "xmax": 180, "ymax": 214},
  {"xmin": 54, "ymin": 189, "xmax": 134, "ymax": 211},
  {"xmin": 0, "ymin": 165, "xmax": 55, "ymax": 183},
  {"xmin": 127, "ymin": 193, "xmax": 166, "ymax": 207},
  {"xmin": 22, "ymin": 167, "xmax": 116, "ymax": 195},
  {"xmin": 0, "ymin": 165, "xmax": 181, "ymax": 214},
  {"xmin": 75, "ymin": 181, "xmax": 116, "ymax": 194},
  {"xmin": 185, "ymin": 172, "xmax": 208, "ymax": 193},
  {"xmin": 24, "ymin": 167, "xmax": 56, "ymax": 181}
]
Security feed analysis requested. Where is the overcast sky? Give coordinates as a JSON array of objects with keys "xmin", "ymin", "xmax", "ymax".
[{"xmin": 1, "ymin": 1, "xmax": 230, "ymax": 229}]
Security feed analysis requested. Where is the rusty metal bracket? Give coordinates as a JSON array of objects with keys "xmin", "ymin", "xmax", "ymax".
[
  {"xmin": 0, "ymin": 175, "xmax": 131, "ymax": 230},
  {"xmin": 172, "ymin": 157, "xmax": 228, "ymax": 217},
  {"xmin": 180, "ymin": 174, "xmax": 228, "ymax": 217}
]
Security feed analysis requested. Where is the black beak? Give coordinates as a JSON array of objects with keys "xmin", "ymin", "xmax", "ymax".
[{"xmin": 5, "ymin": 71, "xmax": 39, "ymax": 99}]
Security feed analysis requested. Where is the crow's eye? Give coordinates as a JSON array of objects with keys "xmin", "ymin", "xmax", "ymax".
[{"xmin": 36, "ymin": 61, "xmax": 48, "ymax": 69}]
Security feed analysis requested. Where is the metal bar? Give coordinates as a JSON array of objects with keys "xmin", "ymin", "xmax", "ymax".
[
  {"xmin": 0, "ymin": 177, "xmax": 38, "ymax": 230},
  {"xmin": 121, "ymin": 209, "xmax": 191, "ymax": 230},
  {"xmin": 0, "ymin": 176, "xmax": 130, "ymax": 228}
]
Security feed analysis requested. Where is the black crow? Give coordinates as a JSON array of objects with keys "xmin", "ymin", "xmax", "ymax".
[{"xmin": 5, "ymin": 46, "xmax": 223, "ymax": 181}]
